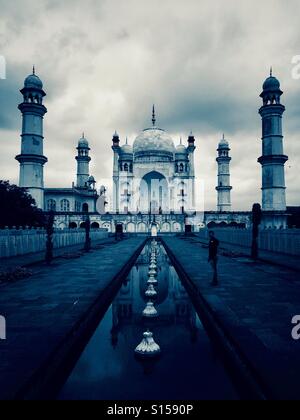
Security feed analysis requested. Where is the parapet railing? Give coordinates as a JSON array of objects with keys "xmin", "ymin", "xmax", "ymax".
[
  {"xmin": 0, "ymin": 228, "xmax": 108, "ymax": 259},
  {"xmin": 197, "ymin": 228, "xmax": 300, "ymax": 257}
]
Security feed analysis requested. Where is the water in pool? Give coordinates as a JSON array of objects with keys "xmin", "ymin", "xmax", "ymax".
[{"xmin": 59, "ymin": 241, "xmax": 238, "ymax": 400}]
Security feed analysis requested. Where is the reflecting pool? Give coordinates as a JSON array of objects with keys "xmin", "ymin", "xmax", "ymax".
[{"xmin": 59, "ymin": 241, "xmax": 238, "ymax": 400}]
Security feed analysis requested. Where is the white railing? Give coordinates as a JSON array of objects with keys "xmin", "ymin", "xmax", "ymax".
[
  {"xmin": 0, "ymin": 228, "xmax": 108, "ymax": 259},
  {"xmin": 197, "ymin": 228, "xmax": 300, "ymax": 257}
]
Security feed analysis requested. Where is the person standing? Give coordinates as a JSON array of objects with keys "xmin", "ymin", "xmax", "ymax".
[{"xmin": 208, "ymin": 231, "xmax": 219, "ymax": 286}]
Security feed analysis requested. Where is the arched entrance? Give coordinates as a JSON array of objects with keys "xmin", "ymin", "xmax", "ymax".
[
  {"xmin": 207, "ymin": 221, "xmax": 217, "ymax": 229},
  {"xmin": 91, "ymin": 222, "xmax": 100, "ymax": 229},
  {"xmin": 126, "ymin": 222, "xmax": 136, "ymax": 233},
  {"xmin": 151, "ymin": 223, "xmax": 158, "ymax": 237},
  {"xmin": 173, "ymin": 222, "xmax": 182, "ymax": 232},
  {"xmin": 82, "ymin": 203, "xmax": 89, "ymax": 212},
  {"xmin": 161, "ymin": 222, "xmax": 171, "ymax": 232},
  {"xmin": 140, "ymin": 171, "xmax": 169, "ymax": 214},
  {"xmin": 137, "ymin": 222, "xmax": 147, "ymax": 233}
]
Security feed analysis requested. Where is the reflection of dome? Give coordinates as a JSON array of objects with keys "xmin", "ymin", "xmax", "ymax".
[
  {"xmin": 140, "ymin": 267, "xmax": 169, "ymax": 304},
  {"xmin": 135, "ymin": 330, "xmax": 161, "ymax": 357},
  {"xmin": 24, "ymin": 73, "xmax": 43, "ymax": 89},
  {"xmin": 143, "ymin": 302, "xmax": 158, "ymax": 318},
  {"xmin": 133, "ymin": 127, "xmax": 175, "ymax": 160},
  {"xmin": 263, "ymin": 76, "xmax": 280, "ymax": 92},
  {"xmin": 145, "ymin": 284, "xmax": 157, "ymax": 298}
]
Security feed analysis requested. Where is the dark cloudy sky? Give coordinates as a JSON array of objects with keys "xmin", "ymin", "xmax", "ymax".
[{"xmin": 0, "ymin": 0, "xmax": 299, "ymax": 210}]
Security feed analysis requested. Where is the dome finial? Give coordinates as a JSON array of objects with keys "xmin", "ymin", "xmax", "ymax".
[
  {"xmin": 32, "ymin": 65, "xmax": 35, "ymax": 75},
  {"xmin": 180, "ymin": 136, "xmax": 182, "ymax": 145},
  {"xmin": 270, "ymin": 66, "xmax": 273, "ymax": 77},
  {"xmin": 222, "ymin": 133, "xmax": 225, "ymax": 140},
  {"xmin": 126, "ymin": 136, "xmax": 128, "ymax": 145},
  {"xmin": 82, "ymin": 131, "xmax": 85, "ymax": 138},
  {"xmin": 152, "ymin": 104, "xmax": 156, "ymax": 126}
]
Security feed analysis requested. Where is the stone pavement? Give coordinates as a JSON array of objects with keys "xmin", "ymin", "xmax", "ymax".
[
  {"xmin": 0, "ymin": 237, "xmax": 146, "ymax": 400},
  {"xmin": 163, "ymin": 236, "xmax": 300, "ymax": 400}
]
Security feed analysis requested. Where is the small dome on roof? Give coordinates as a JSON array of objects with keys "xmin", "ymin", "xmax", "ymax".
[
  {"xmin": 78, "ymin": 133, "xmax": 89, "ymax": 148},
  {"xmin": 218, "ymin": 134, "xmax": 229, "ymax": 148},
  {"xmin": 176, "ymin": 142, "xmax": 187, "ymax": 154},
  {"xmin": 24, "ymin": 68, "xmax": 43, "ymax": 89},
  {"xmin": 263, "ymin": 76, "xmax": 280, "ymax": 92},
  {"xmin": 121, "ymin": 143, "xmax": 133, "ymax": 154}
]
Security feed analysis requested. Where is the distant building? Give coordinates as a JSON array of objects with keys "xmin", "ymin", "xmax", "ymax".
[
  {"xmin": 112, "ymin": 107, "xmax": 196, "ymax": 215},
  {"xmin": 13, "ymin": 68, "xmax": 291, "ymax": 232}
]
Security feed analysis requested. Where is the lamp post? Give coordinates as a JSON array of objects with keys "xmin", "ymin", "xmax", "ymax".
[
  {"xmin": 84, "ymin": 214, "xmax": 91, "ymax": 252},
  {"xmin": 45, "ymin": 211, "xmax": 55, "ymax": 265},
  {"xmin": 251, "ymin": 203, "xmax": 262, "ymax": 260}
]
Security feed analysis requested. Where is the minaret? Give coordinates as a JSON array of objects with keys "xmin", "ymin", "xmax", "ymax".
[
  {"xmin": 15, "ymin": 67, "xmax": 47, "ymax": 209},
  {"xmin": 112, "ymin": 131, "xmax": 120, "ymax": 212},
  {"xmin": 187, "ymin": 132, "xmax": 196, "ymax": 176},
  {"xmin": 216, "ymin": 134, "xmax": 232, "ymax": 212},
  {"xmin": 258, "ymin": 70, "xmax": 288, "ymax": 213},
  {"xmin": 76, "ymin": 133, "xmax": 91, "ymax": 188}
]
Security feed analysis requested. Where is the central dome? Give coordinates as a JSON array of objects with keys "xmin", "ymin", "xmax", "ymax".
[{"xmin": 133, "ymin": 127, "xmax": 175, "ymax": 160}]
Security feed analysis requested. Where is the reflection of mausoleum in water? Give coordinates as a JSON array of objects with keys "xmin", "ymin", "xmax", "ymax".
[{"xmin": 110, "ymin": 244, "xmax": 198, "ymax": 349}]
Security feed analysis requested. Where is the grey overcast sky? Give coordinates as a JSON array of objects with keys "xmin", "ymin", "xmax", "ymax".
[{"xmin": 0, "ymin": 0, "xmax": 299, "ymax": 211}]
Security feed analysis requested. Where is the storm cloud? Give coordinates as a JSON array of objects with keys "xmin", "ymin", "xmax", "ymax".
[{"xmin": 0, "ymin": 0, "xmax": 299, "ymax": 210}]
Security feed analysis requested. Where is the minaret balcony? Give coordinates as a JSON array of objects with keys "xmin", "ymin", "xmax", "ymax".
[
  {"xmin": 75, "ymin": 155, "xmax": 91, "ymax": 162},
  {"xmin": 18, "ymin": 102, "xmax": 47, "ymax": 116},
  {"xmin": 259, "ymin": 103, "xmax": 285, "ymax": 117},
  {"xmin": 258, "ymin": 154, "xmax": 288, "ymax": 165},
  {"xmin": 15, "ymin": 153, "xmax": 48, "ymax": 165},
  {"xmin": 216, "ymin": 186, "xmax": 232, "ymax": 191}
]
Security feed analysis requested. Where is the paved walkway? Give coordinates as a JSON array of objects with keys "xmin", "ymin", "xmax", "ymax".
[
  {"xmin": 163, "ymin": 236, "xmax": 300, "ymax": 400},
  {"xmin": 0, "ymin": 237, "xmax": 146, "ymax": 400},
  {"xmin": 194, "ymin": 233, "xmax": 300, "ymax": 271}
]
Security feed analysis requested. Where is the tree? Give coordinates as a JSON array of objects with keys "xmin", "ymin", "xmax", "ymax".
[{"xmin": 0, "ymin": 180, "xmax": 45, "ymax": 228}]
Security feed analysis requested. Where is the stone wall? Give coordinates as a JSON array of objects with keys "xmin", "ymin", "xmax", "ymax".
[
  {"xmin": 197, "ymin": 228, "xmax": 300, "ymax": 257},
  {"xmin": 0, "ymin": 228, "xmax": 108, "ymax": 259}
]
